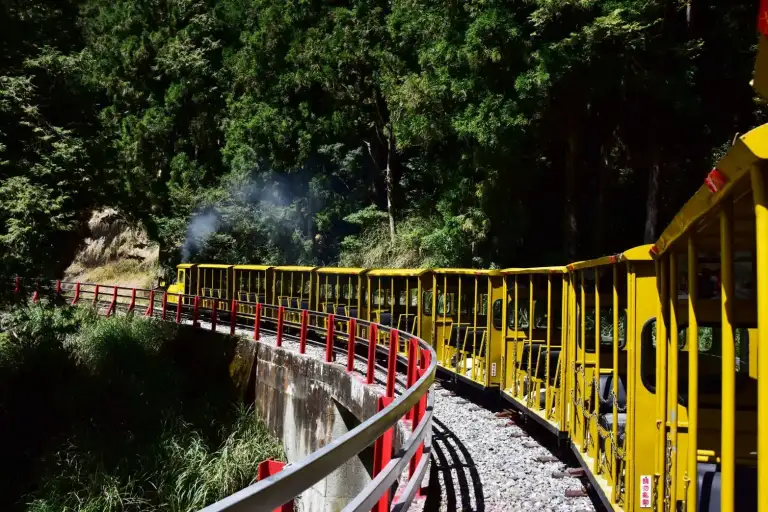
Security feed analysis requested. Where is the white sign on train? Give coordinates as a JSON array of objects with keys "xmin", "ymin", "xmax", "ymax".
[{"xmin": 640, "ymin": 474, "xmax": 652, "ymax": 508}]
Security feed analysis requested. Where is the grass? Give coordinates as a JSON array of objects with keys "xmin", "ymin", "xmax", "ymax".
[
  {"xmin": 65, "ymin": 258, "xmax": 159, "ymax": 288},
  {"xmin": 0, "ymin": 304, "xmax": 283, "ymax": 511}
]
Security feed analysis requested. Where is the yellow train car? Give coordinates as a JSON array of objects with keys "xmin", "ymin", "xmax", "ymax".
[
  {"xmin": 197, "ymin": 264, "xmax": 234, "ymax": 311},
  {"xmin": 365, "ymin": 268, "xmax": 429, "ymax": 339},
  {"xmin": 270, "ymin": 265, "xmax": 315, "ymax": 310},
  {"xmin": 645, "ymin": 123, "xmax": 767, "ymax": 512},
  {"xmin": 167, "ymin": 263, "xmax": 196, "ymax": 305},
  {"xmin": 429, "ymin": 268, "xmax": 504, "ymax": 388},
  {"xmin": 315, "ymin": 267, "xmax": 366, "ymax": 317},
  {"xmin": 233, "ymin": 264, "xmax": 271, "ymax": 318}
]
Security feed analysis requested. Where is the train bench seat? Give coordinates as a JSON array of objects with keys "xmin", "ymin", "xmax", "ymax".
[
  {"xmin": 520, "ymin": 344, "xmax": 562, "ymax": 384},
  {"xmin": 458, "ymin": 327, "xmax": 487, "ymax": 356},
  {"xmin": 397, "ymin": 314, "xmax": 417, "ymax": 334},
  {"xmin": 697, "ymin": 463, "xmax": 756, "ymax": 511},
  {"xmin": 237, "ymin": 291, "xmax": 260, "ymax": 303},
  {"xmin": 596, "ymin": 373, "xmax": 628, "ymax": 445},
  {"xmin": 448, "ymin": 324, "xmax": 469, "ymax": 348}
]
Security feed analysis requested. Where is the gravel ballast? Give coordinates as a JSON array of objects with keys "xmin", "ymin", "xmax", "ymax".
[{"xmin": 182, "ymin": 315, "xmax": 596, "ymax": 511}]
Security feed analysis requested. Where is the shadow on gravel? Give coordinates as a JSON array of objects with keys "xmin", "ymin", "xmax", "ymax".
[
  {"xmin": 430, "ymin": 376, "xmax": 607, "ymax": 512},
  {"xmin": 424, "ymin": 412, "xmax": 485, "ymax": 511}
]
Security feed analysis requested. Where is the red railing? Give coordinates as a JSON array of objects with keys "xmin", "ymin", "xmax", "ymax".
[{"xmin": 7, "ymin": 278, "xmax": 435, "ymax": 512}]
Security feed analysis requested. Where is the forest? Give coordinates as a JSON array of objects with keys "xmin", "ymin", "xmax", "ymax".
[{"xmin": 1, "ymin": 0, "xmax": 765, "ymax": 279}]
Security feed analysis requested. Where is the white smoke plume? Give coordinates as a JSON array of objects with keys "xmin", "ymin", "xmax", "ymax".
[
  {"xmin": 180, "ymin": 210, "xmax": 221, "ymax": 262},
  {"xmin": 177, "ymin": 170, "xmax": 314, "ymax": 263}
]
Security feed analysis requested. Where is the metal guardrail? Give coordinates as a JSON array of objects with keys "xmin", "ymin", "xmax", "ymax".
[{"xmin": 6, "ymin": 278, "xmax": 436, "ymax": 512}]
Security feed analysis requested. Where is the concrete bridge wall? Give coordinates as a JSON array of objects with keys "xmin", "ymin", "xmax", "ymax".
[{"xmin": 208, "ymin": 327, "xmax": 408, "ymax": 512}]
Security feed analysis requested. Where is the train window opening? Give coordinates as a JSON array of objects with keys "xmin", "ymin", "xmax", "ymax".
[
  {"xmin": 576, "ymin": 308, "xmax": 627, "ymax": 350},
  {"xmin": 640, "ymin": 318, "xmax": 753, "ymax": 403},
  {"xmin": 492, "ymin": 299, "xmax": 502, "ymax": 330},
  {"xmin": 423, "ymin": 291, "xmax": 433, "ymax": 314}
]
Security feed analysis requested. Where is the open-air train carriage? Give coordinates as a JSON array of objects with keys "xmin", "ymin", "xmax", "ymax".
[
  {"xmin": 315, "ymin": 267, "xmax": 366, "ymax": 318},
  {"xmin": 366, "ymin": 268, "xmax": 429, "ymax": 355},
  {"xmin": 197, "ymin": 264, "xmax": 234, "ymax": 312},
  {"xmin": 501, "ymin": 266, "xmax": 567, "ymax": 419},
  {"xmin": 233, "ymin": 265, "xmax": 272, "ymax": 318},
  {"xmin": 269, "ymin": 265, "xmax": 316, "ymax": 325},
  {"xmin": 645, "ymin": 123, "xmax": 768, "ymax": 512},
  {"xmin": 429, "ymin": 268, "xmax": 505, "ymax": 388}
]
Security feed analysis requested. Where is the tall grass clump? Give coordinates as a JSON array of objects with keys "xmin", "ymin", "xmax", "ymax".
[{"xmin": 0, "ymin": 304, "xmax": 283, "ymax": 511}]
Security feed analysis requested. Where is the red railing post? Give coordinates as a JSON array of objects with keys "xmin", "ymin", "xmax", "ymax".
[
  {"xmin": 325, "ymin": 313, "xmax": 335, "ymax": 362},
  {"xmin": 347, "ymin": 318, "xmax": 357, "ymax": 372},
  {"xmin": 230, "ymin": 299, "xmax": 238, "ymax": 336},
  {"xmin": 71, "ymin": 282, "xmax": 81, "ymax": 305},
  {"xmin": 276, "ymin": 305, "xmax": 284, "ymax": 346},
  {"xmin": 161, "ymin": 291, "xmax": 168, "ymax": 320},
  {"xmin": 409, "ymin": 366, "xmax": 427, "ymax": 490},
  {"xmin": 92, "ymin": 284, "xmax": 100, "ymax": 307},
  {"xmin": 211, "ymin": 299, "xmax": 218, "ymax": 332},
  {"xmin": 256, "ymin": 459, "xmax": 294, "ymax": 512},
  {"xmin": 14, "ymin": 276, "xmax": 20, "ymax": 294},
  {"xmin": 253, "ymin": 303, "xmax": 262, "ymax": 340},
  {"xmin": 409, "ymin": 348, "xmax": 431, "ymax": 494},
  {"xmin": 372, "ymin": 395, "xmax": 395, "ymax": 512},
  {"xmin": 127, "ymin": 288, "xmax": 136, "ymax": 314},
  {"xmin": 105, "ymin": 287, "xmax": 117, "ymax": 316},
  {"xmin": 366, "ymin": 324, "xmax": 377, "ymax": 385},
  {"xmin": 386, "ymin": 330, "xmax": 398, "ymax": 398},
  {"xmin": 55, "ymin": 280, "xmax": 62, "ymax": 295},
  {"xmin": 32, "ymin": 279, "xmax": 40, "ymax": 303},
  {"xmin": 406, "ymin": 338, "xmax": 419, "ymax": 422},
  {"xmin": 299, "ymin": 309, "xmax": 309, "ymax": 354},
  {"xmin": 145, "ymin": 290, "xmax": 155, "ymax": 317},
  {"xmin": 193, "ymin": 295, "xmax": 200, "ymax": 327}
]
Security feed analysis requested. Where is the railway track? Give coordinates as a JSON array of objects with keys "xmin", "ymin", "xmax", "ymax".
[{"xmin": 185, "ymin": 310, "xmax": 598, "ymax": 512}]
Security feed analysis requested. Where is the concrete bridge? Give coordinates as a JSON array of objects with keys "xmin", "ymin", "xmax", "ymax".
[{"xmin": 8, "ymin": 279, "xmax": 435, "ymax": 512}]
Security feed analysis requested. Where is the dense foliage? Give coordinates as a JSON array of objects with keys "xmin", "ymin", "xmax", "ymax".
[
  {"xmin": 1, "ymin": 0, "xmax": 765, "ymax": 274},
  {"xmin": 0, "ymin": 304, "xmax": 283, "ymax": 510}
]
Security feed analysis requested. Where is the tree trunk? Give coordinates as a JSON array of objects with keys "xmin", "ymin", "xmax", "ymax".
[
  {"xmin": 564, "ymin": 130, "xmax": 579, "ymax": 261},
  {"xmin": 644, "ymin": 153, "xmax": 661, "ymax": 244},
  {"xmin": 385, "ymin": 128, "xmax": 396, "ymax": 242},
  {"xmin": 595, "ymin": 143, "xmax": 611, "ymax": 255}
]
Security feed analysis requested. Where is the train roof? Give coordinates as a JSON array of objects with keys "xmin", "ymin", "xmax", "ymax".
[
  {"xmin": 196, "ymin": 263, "xmax": 233, "ymax": 269},
  {"xmin": 367, "ymin": 268, "xmax": 430, "ymax": 277},
  {"xmin": 177, "ymin": 263, "xmax": 196, "ymax": 269},
  {"xmin": 432, "ymin": 268, "xmax": 502, "ymax": 276},
  {"xmin": 233, "ymin": 265, "xmax": 272, "ymax": 271},
  {"xmin": 653, "ymin": 124, "xmax": 768, "ymax": 256},
  {"xmin": 316, "ymin": 267, "xmax": 367, "ymax": 275},
  {"xmin": 501, "ymin": 267, "xmax": 566, "ymax": 275},
  {"xmin": 273, "ymin": 265, "xmax": 317, "ymax": 272}
]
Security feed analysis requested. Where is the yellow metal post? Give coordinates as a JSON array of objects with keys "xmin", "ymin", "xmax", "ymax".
[
  {"xmin": 528, "ymin": 275, "xmax": 534, "ymax": 406},
  {"xmin": 720, "ymin": 202, "xmax": 735, "ymax": 512},
  {"xmin": 611, "ymin": 264, "xmax": 619, "ymax": 502},
  {"xmin": 580, "ymin": 272, "xmax": 587, "ymax": 450},
  {"xmin": 442, "ymin": 275, "xmax": 448, "ymax": 365},
  {"xmin": 514, "ymin": 276, "xmax": 519, "ymax": 397},
  {"xmin": 545, "ymin": 275, "xmax": 552, "ymax": 414},
  {"xmin": 594, "ymin": 268, "xmax": 601, "ymax": 470},
  {"xmin": 668, "ymin": 253, "xmax": 679, "ymax": 509},
  {"xmin": 655, "ymin": 258, "xmax": 669, "ymax": 512},
  {"xmin": 687, "ymin": 237, "xmax": 699, "ymax": 512},
  {"xmin": 753, "ymin": 166, "xmax": 768, "ymax": 512}
]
